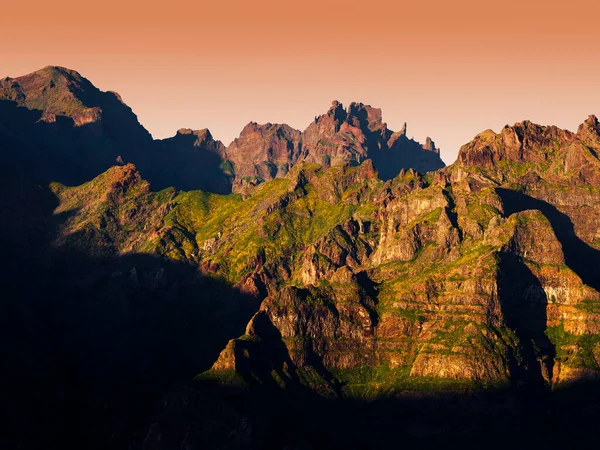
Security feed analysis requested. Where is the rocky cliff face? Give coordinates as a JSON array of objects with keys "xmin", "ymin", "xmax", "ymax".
[
  {"xmin": 223, "ymin": 100, "xmax": 445, "ymax": 193},
  {"xmin": 224, "ymin": 122, "xmax": 302, "ymax": 194},
  {"xmin": 202, "ymin": 115, "xmax": 600, "ymax": 393},
  {"xmin": 300, "ymin": 100, "xmax": 445, "ymax": 179}
]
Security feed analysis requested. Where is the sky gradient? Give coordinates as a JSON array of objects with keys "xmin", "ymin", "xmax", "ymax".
[{"xmin": 2, "ymin": 0, "xmax": 599, "ymax": 164}]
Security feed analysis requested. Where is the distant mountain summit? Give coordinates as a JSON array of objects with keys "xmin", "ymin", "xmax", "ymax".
[
  {"xmin": 0, "ymin": 65, "xmax": 152, "ymax": 184},
  {"xmin": 224, "ymin": 100, "xmax": 445, "ymax": 194},
  {"xmin": 301, "ymin": 100, "xmax": 444, "ymax": 179},
  {"xmin": 0, "ymin": 66, "xmax": 102, "ymax": 125},
  {"xmin": 150, "ymin": 128, "xmax": 231, "ymax": 193},
  {"xmin": 0, "ymin": 66, "xmax": 445, "ymax": 192},
  {"xmin": 458, "ymin": 115, "xmax": 600, "ymax": 187},
  {"xmin": 224, "ymin": 122, "xmax": 303, "ymax": 193}
]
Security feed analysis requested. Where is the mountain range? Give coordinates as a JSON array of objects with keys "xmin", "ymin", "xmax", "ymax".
[
  {"xmin": 2, "ymin": 66, "xmax": 600, "ymax": 449},
  {"xmin": 0, "ymin": 66, "xmax": 444, "ymax": 193}
]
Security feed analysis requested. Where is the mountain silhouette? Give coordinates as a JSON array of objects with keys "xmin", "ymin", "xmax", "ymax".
[{"xmin": 1, "ymin": 67, "xmax": 446, "ymax": 193}]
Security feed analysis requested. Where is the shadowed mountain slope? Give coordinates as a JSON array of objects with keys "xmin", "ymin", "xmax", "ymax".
[
  {"xmin": 0, "ymin": 66, "xmax": 152, "ymax": 184},
  {"xmin": 150, "ymin": 128, "xmax": 232, "ymax": 193},
  {"xmin": 0, "ymin": 161, "xmax": 260, "ymax": 450}
]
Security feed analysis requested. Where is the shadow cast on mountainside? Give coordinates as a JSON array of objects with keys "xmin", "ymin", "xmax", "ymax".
[
  {"xmin": 497, "ymin": 252, "xmax": 555, "ymax": 386},
  {"xmin": 496, "ymin": 188, "xmax": 600, "ymax": 291},
  {"xmin": 369, "ymin": 133, "xmax": 445, "ymax": 181},
  {"xmin": 147, "ymin": 131, "xmax": 232, "ymax": 193},
  {"xmin": 0, "ymin": 99, "xmax": 145, "ymax": 186},
  {"xmin": 223, "ymin": 313, "xmax": 308, "ymax": 389},
  {"xmin": 0, "ymin": 169, "xmax": 260, "ymax": 450},
  {"xmin": 220, "ymin": 312, "xmax": 345, "ymax": 399},
  {"xmin": 147, "ymin": 374, "xmax": 600, "ymax": 450},
  {"xmin": 0, "ymin": 99, "xmax": 231, "ymax": 193}
]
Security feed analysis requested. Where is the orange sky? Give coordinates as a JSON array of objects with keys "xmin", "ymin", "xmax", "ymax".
[{"xmin": 2, "ymin": 0, "xmax": 599, "ymax": 163}]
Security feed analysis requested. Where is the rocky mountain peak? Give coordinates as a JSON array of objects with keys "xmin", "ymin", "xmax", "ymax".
[
  {"xmin": 330, "ymin": 99, "xmax": 342, "ymax": 110},
  {"xmin": 510, "ymin": 120, "xmax": 573, "ymax": 149},
  {"xmin": 224, "ymin": 121, "xmax": 303, "ymax": 193},
  {"xmin": 581, "ymin": 114, "xmax": 600, "ymax": 129},
  {"xmin": 237, "ymin": 121, "xmax": 298, "ymax": 139},
  {"xmin": 399, "ymin": 122, "xmax": 407, "ymax": 136},
  {"xmin": 0, "ymin": 65, "xmax": 154, "ymax": 185},
  {"xmin": 422, "ymin": 136, "xmax": 438, "ymax": 152},
  {"xmin": 300, "ymin": 100, "xmax": 445, "ymax": 178},
  {"xmin": 0, "ymin": 65, "xmax": 150, "ymax": 140},
  {"xmin": 175, "ymin": 127, "xmax": 215, "ymax": 143},
  {"xmin": 323, "ymin": 99, "xmax": 347, "ymax": 123},
  {"xmin": 1, "ymin": 65, "xmax": 98, "ymax": 124},
  {"xmin": 347, "ymin": 102, "xmax": 385, "ymax": 133},
  {"xmin": 459, "ymin": 120, "xmax": 575, "ymax": 168},
  {"xmin": 21, "ymin": 65, "xmax": 86, "ymax": 89},
  {"xmin": 577, "ymin": 114, "xmax": 600, "ymax": 144},
  {"xmin": 177, "ymin": 127, "xmax": 206, "ymax": 135},
  {"xmin": 240, "ymin": 121, "xmax": 260, "ymax": 134}
]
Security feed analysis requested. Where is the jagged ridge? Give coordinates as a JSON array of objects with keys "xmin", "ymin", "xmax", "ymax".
[{"xmin": 0, "ymin": 66, "xmax": 445, "ymax": 194}]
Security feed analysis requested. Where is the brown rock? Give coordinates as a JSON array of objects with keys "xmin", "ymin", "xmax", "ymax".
[{"xmin": 225, "ymin": 122, "xmax": 302, "ymax": 193}]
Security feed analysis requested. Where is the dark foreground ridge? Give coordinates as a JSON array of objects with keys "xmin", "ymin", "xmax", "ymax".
[{"xmin": 152, "ymin": 378, "xmax": 600, "ymax": 450}]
